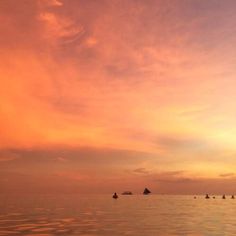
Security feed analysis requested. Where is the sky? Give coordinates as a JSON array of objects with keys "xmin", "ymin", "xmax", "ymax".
[{"xmin": 1, "ymin": 0, "xmax": 236, "ymax": 194}]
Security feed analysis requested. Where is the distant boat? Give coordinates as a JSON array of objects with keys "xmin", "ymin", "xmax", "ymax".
[
  {"xmin": 143, "ymin": 188, "xmax": 151, "ymax": 195},
  {"xmin": 122, "ymin": 191, "xmax": 133, "ymax": 195},
  {"xmin": 205, "ymin": 194, "xmax": 210, "ymax": 199},
  {"xmin": 112, "ymin": 192, "xmax": 118, "ymax": 199},
  {"xmin": 222, "ymin": 195, "xmax": 226, "ymax": 199}
]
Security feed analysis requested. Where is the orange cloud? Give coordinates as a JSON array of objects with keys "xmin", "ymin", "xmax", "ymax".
[{"xmin": 1, "ymin": 0, "xmax": 236, "ymax": 193}]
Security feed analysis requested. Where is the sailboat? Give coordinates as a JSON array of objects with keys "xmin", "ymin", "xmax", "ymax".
[{"xmin": 143, "ymin": 188, "xmax": 151, "ymax": 195}]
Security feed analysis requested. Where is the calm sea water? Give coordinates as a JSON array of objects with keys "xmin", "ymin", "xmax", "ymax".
[{"xmin": 0, "ymin": 194, "xmax": 235, "ymax": 236}]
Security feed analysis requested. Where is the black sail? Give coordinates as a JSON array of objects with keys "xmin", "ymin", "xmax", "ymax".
[{"xmin": 143, "ymin": 188, "xmax": 151, "ymax": 195}]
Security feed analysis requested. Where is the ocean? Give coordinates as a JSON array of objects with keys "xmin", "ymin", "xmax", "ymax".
[{"xmin": 0, "ymin": 194, "xmax": 235, "ymax": 235}]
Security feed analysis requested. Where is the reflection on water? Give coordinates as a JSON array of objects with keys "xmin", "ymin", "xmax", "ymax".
[{"xmin": 0, "ymin": 194, "xmax": 236, "ymax": 235}]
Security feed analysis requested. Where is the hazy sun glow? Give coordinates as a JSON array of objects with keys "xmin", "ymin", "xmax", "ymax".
[{"xmin": 1, "ymin": 0, "xmax": 236, "ymax": 194}]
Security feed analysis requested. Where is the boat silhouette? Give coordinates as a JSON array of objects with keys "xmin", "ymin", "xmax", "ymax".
[
  {"xmin": 143, "ymin": 188, "xmax": 151, "ymax": 195},
  {"xmin": 112, "ymin": 192, "xmax": 118, "ymax": 199},
  {"xmin": 122, "ymin": 191, "xmax": 133, "ymax": 195}
]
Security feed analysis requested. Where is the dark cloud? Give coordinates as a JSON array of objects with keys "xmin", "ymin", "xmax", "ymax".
[
  {"xmin": 0, "ymin": 147, "xmax": 152, "ymax": 170},
  {"xmin": 219, "ymin": 173, "xmax": 235, "ymax": 178},
  {"xmin": 133, "ymin": 168, "xmax": 149, "ymax": 174},
  {"xmin": 0, "ymin": 150, "xmax": 21, "ymax": 162},
  {"xmin": 156, "ymin": 177, "xmax": 196, "ymax": 184},
  {"xmin": 156, "ymin": 136, "xmax": 207, "ymax": 150},
  {"xmin": 150, "ymin": 170, "xmax": 188, "ymax": 183}
]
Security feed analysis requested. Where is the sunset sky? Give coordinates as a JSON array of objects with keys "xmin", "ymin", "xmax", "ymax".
[{"xmin": 1, "ymin": 0, "xmax": 236, "ymax": 194}]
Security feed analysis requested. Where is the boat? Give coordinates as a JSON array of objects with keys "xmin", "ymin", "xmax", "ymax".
[
  {"xmin": 122, "ymin": 191, "xmax": 133, "ymax": 195},
  {"xmin": 112, "ymin": 192, "xmax": 118, "ymax": 199},
  {"xmin": 143, "ymin": 188, "xmax": 151, "ymax": 195}
]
